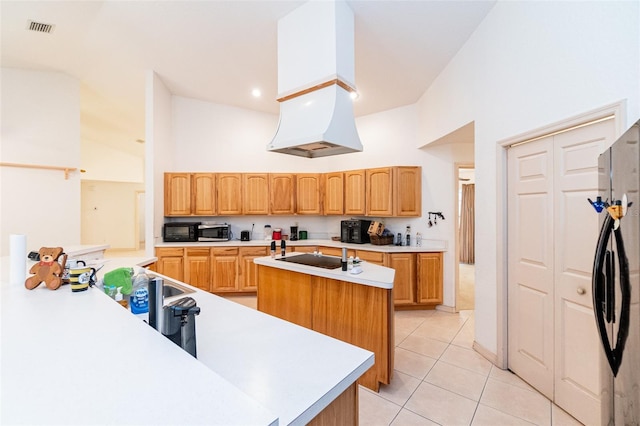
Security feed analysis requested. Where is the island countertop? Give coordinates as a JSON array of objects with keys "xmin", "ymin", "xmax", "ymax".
[
  {"xmin": 1, "ymin": 256, "xmax": 373, "ymax": 425},
  {"xmin": 254, "ymin": 252, "xmax": 395, "ymax": 289}
]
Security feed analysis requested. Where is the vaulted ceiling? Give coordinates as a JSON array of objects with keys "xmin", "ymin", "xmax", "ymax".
[{"xmin": 1, "ymin": 1, "xmax": 495, "ymax": 155}]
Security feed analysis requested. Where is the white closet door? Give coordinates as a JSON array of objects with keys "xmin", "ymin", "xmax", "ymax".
[
  {"xmin": 553, "ymin": 119, "xmax": 613, "ymax": 426},
  {"xmin": 508, "ymin": 135, "xmax": 555, "ymax": 399}
]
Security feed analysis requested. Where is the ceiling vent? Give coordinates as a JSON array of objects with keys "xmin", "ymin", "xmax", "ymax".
[{"xmin": 27, "ymin": 20, "xmax": 55, "ymax": 34}]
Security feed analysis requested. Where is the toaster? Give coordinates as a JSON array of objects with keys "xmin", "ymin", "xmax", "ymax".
[{"xmin": 240, "ymin": 230, "xmax": 251, "ymax": 241}]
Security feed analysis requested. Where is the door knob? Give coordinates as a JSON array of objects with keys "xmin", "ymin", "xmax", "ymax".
[{"xmin": 577, "ymin": 287, "xmax": 586, "ymax": 295}]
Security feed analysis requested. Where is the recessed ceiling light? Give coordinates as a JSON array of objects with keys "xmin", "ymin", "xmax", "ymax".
[
  {"xmin": 350, "ymin": 91, "xmax": 359, "ymax": 100},
  {"xmin": 251, "ymin": 88, "xmax": 262, "ymax": 98}
]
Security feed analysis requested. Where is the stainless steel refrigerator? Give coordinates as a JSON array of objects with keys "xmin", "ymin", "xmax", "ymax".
[{"xmin": 592, "ymin": 120, "xmax": 640, "ymax": 425}]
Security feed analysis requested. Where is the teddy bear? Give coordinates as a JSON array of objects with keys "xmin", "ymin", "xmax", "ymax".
[{"xmin": 25, "ymin": 247, "xmax": 66, "ymax": 290}]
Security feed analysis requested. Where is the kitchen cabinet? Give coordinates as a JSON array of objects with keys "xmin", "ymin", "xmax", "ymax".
[
  {"xmin": 155, "ymin": 247, "xmax": 185, "ymax": 282},
  {"xmin": 217, "ymin": 173, "xmax": 243, "ymax": 215},
  {"xmin": 210, "ymin": 247, "xmax": 239, "ymax": 292},
  {"xmin": 355, "ymin": 249, "xmax": 442, "ymax": 308},
  {"xmin": 164, "ymin": 173, "xmax": 192, "ymax": 216},
  {"xmin": 242, "ymin": 174, "xmax": 269, "ymax": 215},
  {"xmin": 387, "ymin": 253, "xmax": 416, "ymax": 305},
  {"xmin": 323, "ymin": 172, "xmax": 344, "ymax": 215},
  {"xmin": 270, "ymin": 174, "xmax": 295, "ymax": 215},
  {"xmin": 192, "ymin": 173, "xmax": 216, "ymax": 216},
  {"xmin": 185, "ymin": 247, "xmax": 211, "ymax": 291},
  {"xmin": 416, "ymin": 253, "xmax": 443, "ymax": 305},
  {"xmin": 319, "ymin": 246, "xmax": 355, "ymax": 259},
  {"xmin": 296, "ymin": 173, "xmax": 322, "ymax": 215},
  {"xmin": 365, "ymin": 167, "xmax": 422, "ymax": 217},
  {"xmin": 164, "ymin": 173, "xmax": 216, "ymax": 216},
  {"xmin": 238, "ymin": 246, "xmax": 268, "ymax": 291},
  {"xmin": 394, "ymin": 166, "xmax": 422, "ymax": 217},
  {"xmin": 292, "ymin": 245, "xmax": 318, "ymax": 253},
  {"xmin": 344, "ymin": 170, "xmax": 366, "ymax": 215}
]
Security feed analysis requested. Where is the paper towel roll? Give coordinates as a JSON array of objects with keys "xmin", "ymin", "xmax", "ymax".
[{"xmin": 10, "ymin": 234, "xmax": 27, "ymax": 286}]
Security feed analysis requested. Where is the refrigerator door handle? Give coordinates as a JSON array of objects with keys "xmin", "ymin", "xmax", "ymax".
[{"xmin": 611, "ymin": 224, "xmax": 631, "ymax": 377}]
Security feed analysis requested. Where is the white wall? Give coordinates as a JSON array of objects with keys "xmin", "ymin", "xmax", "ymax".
[
  {"xmin": 145, "ymin": 71, "xmax": 174, "ymax": 255},
  {"xmin": 81, "ymin": 139, "xmax": 144, "ymax": 183},
  {"xmin": 417, "ymin": 1, "xmax": 640, "ymax": 359},
  {"xmin": 0, "ymin": 68, "xmax": 81, "ymax": 255},
  {"xmin": 167, "ymin": 95, "xmax": 472, "ymax": 307},
  {"xmin": 81, "ymin": 180, "xmax": 144, "ymax": 248}
]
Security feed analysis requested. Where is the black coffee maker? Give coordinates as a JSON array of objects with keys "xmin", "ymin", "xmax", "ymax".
[{"xmin": 290, "ymin": 225, "xmax": 298, "ymax": 241}]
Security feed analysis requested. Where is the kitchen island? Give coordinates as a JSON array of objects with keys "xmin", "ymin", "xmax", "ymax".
[
  {"xmin": 1, "ymin": 255, "xmax": 373, "ymax": 425},
  {"xmin": 255, "ymin": 253, "xmax": 395, "ymax": 392}
]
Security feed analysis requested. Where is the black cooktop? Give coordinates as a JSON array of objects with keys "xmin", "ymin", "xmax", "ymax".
[{"xmin": 276, "ymin": 254, "xmax": 343, "ymax": 270}]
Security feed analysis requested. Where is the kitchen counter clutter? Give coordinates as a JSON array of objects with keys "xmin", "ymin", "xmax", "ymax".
[{"xmin": 1, "ymin": 255, "xmax": 373, "ymax": 425}]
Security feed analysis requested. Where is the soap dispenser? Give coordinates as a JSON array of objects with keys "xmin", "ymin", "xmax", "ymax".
[{"xmin": 115, "ymin": 287, "xmax": 128, "ymax": 309}]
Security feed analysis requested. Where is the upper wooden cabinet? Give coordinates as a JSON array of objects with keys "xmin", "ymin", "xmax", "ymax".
[
  {"xmin": 366, "ymin": 168, "xmax": 394, "ymax": 216},
  {"xmin": 366, "ymin": 166, "xmax": 421, "ymax": 217},
  {"xmin": 344, "ymin": 170, "xmax": 366, "ymax": 215},
  {"xmin": 296, "ymin": 173, "xmax": 322, "ymax": 215},
  {"xmin": 192, "ymin": 173, "xmax": 216, "ymax": 216},
  {"xmin": 165, "ymin": 173, "xmax": 192, "ymax": 216},
  {"xmin": 270, "ymin": 174, "xmax": 295, "ymax": 215},
  {"xmin": 164, "ymin": 166, "xmax": 421, "ymax": 217},
  {"xmin": 323, "ymin": 172, "xmax": 344, "ymax": 215},
  {"xmin": 217, "ymin": 173, "xmax": 242, "ymax": 215},
  {"xmin": 394, "ymin": 166, "xmax": 422, "ymax": 217},
  {"xmin": 243, "ymin": 174, "xmax": 269, "ymax": 215}
]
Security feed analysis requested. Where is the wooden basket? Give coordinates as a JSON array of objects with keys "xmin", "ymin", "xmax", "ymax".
[{"xmin": 369, "ymin": 235, "xmax": 394, "ymax": 245}]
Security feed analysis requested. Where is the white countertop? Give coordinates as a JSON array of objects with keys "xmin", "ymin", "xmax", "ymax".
[
  {"xmin": 254, "ymin": 253, "xmax": 395, "ymax": 290},
  {"xmin": 156, "ymin": 238, "xmax": 447, "ymax": 253},
  {"xmin": 1, "ymin": 256, "xmax": 373, "ymax": 425}
]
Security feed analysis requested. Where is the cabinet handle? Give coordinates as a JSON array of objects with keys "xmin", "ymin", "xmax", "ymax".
[{"xmin": 577, "ymin": 287, "xmax": 586, "ymax": 295}]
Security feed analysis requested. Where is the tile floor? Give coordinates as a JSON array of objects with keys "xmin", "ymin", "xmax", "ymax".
[{"xmin": 360, "ymin": 309, "xmax": 584, "ymax": 426}]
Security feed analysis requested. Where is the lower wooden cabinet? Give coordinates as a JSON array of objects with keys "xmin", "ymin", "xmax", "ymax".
[
  {"xmin": 155, "ymin": 246, "xmax": 443, "ymax": 305},
  {"xmin": 155, "ymin": 248, "xmax": 185, "ymax": 282}
]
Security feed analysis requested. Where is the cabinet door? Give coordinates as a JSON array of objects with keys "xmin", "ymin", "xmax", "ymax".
[
  {"xmin": 344, "ymin": 170, "xmax": 365, "ymax": 215},
  {"xmin": 217, "ymin": 173, "xmax": 242, "ymax": 215},
  {"xmin": 323, "ymin": 172, "xmax": 344, "ymax": 215},
  {"xmin": 270, "ymin": 174, "xmax": 295, "ymax": 215},
  {"xmin": 243, "ymin": 174, "xmax": 269, "ymax": 215},
  {"xmin": 238, "ymin": 247, "xmax": 268, "ymax": 291},
  {"xmin": 296, "ymin": 173, "xmax": 322, "ymax": 215},
  {"xmin": 164, "ymin": 173, "xmax": 192, "ymax": 216},
  {"xmin": 319, "ymin": 246, "xmax": 355, "ymax": 258},
  {"xmin": 394, "ymin": 167, "xmax": 422, "ymax": 217},
  {"xmin": 388, "ymin": 253, "xmax": 416, "ymax": 305},
  {"xmin": 210, "ymin": 247, "xmax": 239, "ymax": 291},
  {"xmin": 192, "ymin": 173, "xmax": 216, "ymax": 216},
  {"xmin": 156, "ymin": 248, "xmax": 185, "ymax": 282},
  {"xmin": 292, "ymin": 245, "xmax": 318, "ymax": 253},
  {"xmin": 185, "ymin": 248, "xmax": 211, "ymax": 292},
  {"xmin": 416, "ymin": 253, "xmax": 443, "ymax": 304},
  {"xmin": 366, "ymin": 168, "xmax": 393, "ymax": 216}
]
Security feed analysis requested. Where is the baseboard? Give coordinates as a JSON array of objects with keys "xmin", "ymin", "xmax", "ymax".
[
  {"xmin": 473, "ymin": 340, "xmax": 502, "ymax": 368},
  {"xmin": 435, "ymin": 304, "xmax": 456, "ymax": 313}
]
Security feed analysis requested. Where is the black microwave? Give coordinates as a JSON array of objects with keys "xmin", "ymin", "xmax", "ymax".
[
  {"xmin": 198, "ymin": 224, "xmax": 231, "ymax": 241},
  {"xmin": 163, "ymin": 222, "xmax": 200, "ymax": 242}
]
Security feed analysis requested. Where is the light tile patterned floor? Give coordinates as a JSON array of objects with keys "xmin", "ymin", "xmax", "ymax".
[
  {"xmin": 360, "ymin": 309, "xmax": 584, "ymax": 426},
  {"xmin": 222, "ymin": 295, "xmax": 584, "ymax": 425}
]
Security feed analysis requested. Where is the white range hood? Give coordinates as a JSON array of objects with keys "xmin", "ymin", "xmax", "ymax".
[{"xmin": 267, "ymin": 0, "xmax": 363, "ymax": 158}]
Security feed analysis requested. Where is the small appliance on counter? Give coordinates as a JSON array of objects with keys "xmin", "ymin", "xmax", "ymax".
[
  {"xmin": 198, "ymin": 223, "xmax": 231, "ymax": 241},
  {"xmin": 272, "ymin": 228, "xmax": 282, "ymax": 240},
  {"xmin": 241, "ymin": 224, "xmax": 254, "ymax": 241},
  {"xmin": 163, "ymin": 222, "xmax": 200, "ymax": 242},
  {"xmin": 341, "ymin": 219, "xmax": 372, "ymax": 244},
  {"xmin": 290, "ymin": 225, "xmax": 298, "ymax": 241},
  {"xmin": 162, "ymin": 297, "xmax": 201, "ymax": 358}
]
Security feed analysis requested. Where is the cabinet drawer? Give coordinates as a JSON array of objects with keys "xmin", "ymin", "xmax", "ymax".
[
  {"xmin": 156, "ymin": 247, "xmax": 184, "ymax": 257},
  {"xmin": 356, "ymin": 250, "xmax": 385, "ymax": 264},
  {"xmin": 239, "ymin": 247, "xmax": 269, "ymax": 256},
  {"xmin": 212, "ymin": 247, "xmax": 239, "ymax": 256},
  {"xmin": 186, "ymin": 247, "xmax": 210, "ymax": 256},
  {"xmin": 293, "ymin": 245, "xmax": 317, "ymax": 253}
]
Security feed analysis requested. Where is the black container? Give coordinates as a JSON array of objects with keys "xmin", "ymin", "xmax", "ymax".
[
  {"xmin": 162, "ymin": 297, "xmax": 201, "ymax": 358},
  {"xmin": 341, "ymin": 219, "xmax": 372, "ymax": 244}
]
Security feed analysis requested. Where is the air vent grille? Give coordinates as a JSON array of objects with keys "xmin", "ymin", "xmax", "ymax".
[{"xmin": 27, "ymin": 20, "xmax": 55, "ymax": 34}]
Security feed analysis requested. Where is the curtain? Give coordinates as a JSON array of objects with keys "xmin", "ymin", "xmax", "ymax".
[{"xmin": 460, "ymin": 184, "xmax": 475, "ymax": 264}]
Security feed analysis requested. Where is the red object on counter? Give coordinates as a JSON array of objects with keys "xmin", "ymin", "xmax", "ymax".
[{"xmin": 272, "ymin": 228, "xmax": 282, "ymax": 240}]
